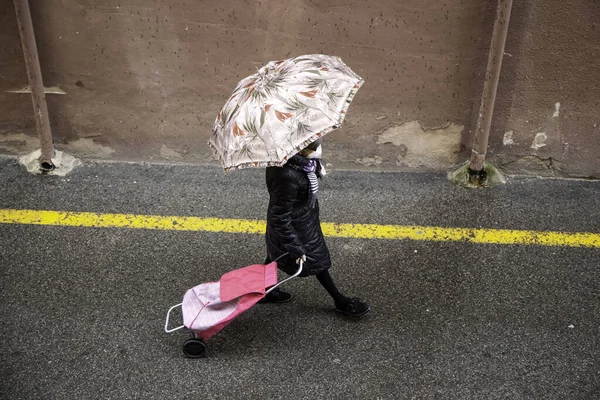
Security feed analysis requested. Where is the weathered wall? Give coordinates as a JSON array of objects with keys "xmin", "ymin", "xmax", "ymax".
[
  {"xmin": 487, "ymin": 1, "xmax": 600, "ymax": 178},
  {"xmin": 0, "ymin": 0, "xmax": 598, "ymax": 178},
  {"xmin": 0, "ymin": 0, "xmax": 490, "ymax": 168}
]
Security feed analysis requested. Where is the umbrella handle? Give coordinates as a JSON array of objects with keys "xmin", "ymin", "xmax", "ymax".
[
  {"xmin": 164, "ymin": 303, "xmax": 185, "ymax": 333},
  {"xmin": 266, "ymin": 259, "xmax": 303, "ymax": 295}
]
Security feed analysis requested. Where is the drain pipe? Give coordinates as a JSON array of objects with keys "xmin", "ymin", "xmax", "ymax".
[
  {"xmin": 13, "ymin": 0, "xmax": 55, "ymax": 172},
  {"xmin": 466, "ymin": 0, "xmax": 513, "ymax": 185}
]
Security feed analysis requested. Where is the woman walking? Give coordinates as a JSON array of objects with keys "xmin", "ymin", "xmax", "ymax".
[{"xmin": 260, "ymin": 139, "xmax": 370, "ymax": 317}]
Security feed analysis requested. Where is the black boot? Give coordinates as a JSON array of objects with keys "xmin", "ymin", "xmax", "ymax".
[
  {"xmin": 335, "ymin": 297, "xmax": 370, "ymax": 317},
  {"xmin": 258, "ymin": 288, "xmax": 293, "ymax": 304}
]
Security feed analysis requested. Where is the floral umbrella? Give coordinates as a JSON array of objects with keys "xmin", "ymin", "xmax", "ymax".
[{"xmin": 208, "ymin": 54, "xmax": 364, "ymax": 170}]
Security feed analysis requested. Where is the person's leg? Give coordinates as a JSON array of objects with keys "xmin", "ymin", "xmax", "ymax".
[
  {"xmin": 316, "ymin": 270, "xmax": 370, "ymax": 316},
  {"xmin": 315, "ymin": 270, "xmax": 347, "ymax": 304},
  {"xmin": 258, "ymin": 255, "xmax": 293, "ymax": 304}
]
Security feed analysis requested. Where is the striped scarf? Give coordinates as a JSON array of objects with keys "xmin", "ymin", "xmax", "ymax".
[{"xmin": 288, "ymin": 155, "xmax": 321, "ymax": 208}]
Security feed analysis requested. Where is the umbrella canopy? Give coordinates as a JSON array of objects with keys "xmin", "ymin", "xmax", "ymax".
[{"xmin": 208, "ymin": 54, "xmax": 364, "ymax": 170}]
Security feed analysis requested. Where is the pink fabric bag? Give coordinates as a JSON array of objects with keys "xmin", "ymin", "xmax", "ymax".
[{"xmin": 182, "ymin": 262, "xmax": 278, "ymax": 340}]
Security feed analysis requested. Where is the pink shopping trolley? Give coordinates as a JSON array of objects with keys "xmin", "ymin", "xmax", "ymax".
[{"xmin": 164, "ymin": 259, "xmax": 303, "ymax": 358}]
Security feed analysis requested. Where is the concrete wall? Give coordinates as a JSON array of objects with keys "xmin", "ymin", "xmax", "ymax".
[
  {"xmin": 0, "ymin": 0, "xmax": 598, "ymax": 178},
  {"xmin": 488, "ymin": 1, "xmax": 600, "ymax": 179}
]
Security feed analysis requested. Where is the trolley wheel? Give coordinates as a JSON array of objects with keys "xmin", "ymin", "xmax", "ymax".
[{"xmin": 182, "ymin": 338, "xmax": 207, "ymax": 358}]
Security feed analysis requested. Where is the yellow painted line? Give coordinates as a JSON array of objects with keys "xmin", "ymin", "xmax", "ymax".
[
  {"xmin": 0, "ymin": 208, "xmax": 599, "ymax": 248},
  {"xmin": 0, "ymin": 209, "xmax": 266, "ymax": 234},
  {"xmin": 320, "ymin": 223, "xmax": 600, "ymax": 248}
]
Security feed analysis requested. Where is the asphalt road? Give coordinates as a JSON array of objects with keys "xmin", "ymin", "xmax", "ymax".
[{"xmin": 1, "ymin": 157, "xmax": 599, "ymax": 399}]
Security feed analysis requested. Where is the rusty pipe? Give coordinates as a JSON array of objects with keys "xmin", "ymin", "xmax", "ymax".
[
  {"xmin": 13, "ymin": 0, "xmax": 55, "ymax": 172},
  {"xmin": 469, "ymin": 0, "xmax": 514, "ymax": 173}
]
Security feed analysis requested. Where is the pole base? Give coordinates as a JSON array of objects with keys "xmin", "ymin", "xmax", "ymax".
[
  {"xmin": 448, "ymin": 161, "xmax": 506, "ymax": 188},
  {"xmin": 19, "ymin": 149, "xmax": 80, "ymax": 176}
]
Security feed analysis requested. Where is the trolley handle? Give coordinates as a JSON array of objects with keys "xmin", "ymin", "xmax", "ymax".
[
  {"xmin": 164, "ymin": 303, "xmax": 185, "ymax": 333},
  {"xmin": 266, "ymin": 259, "xmax": 303, "ymax": 295}
]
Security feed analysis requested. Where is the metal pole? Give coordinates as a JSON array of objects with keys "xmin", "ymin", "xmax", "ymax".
[
  {"xmin": 469, "ymin": 0, "xmax": 513, "ymax": 175},
  {"xmin": 13, "ymin": 0, "xmax": 55, "ymax": 171}
]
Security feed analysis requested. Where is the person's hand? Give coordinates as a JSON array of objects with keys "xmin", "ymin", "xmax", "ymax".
[{"xmin": 296, "ymin": 255, "xmax": 307, "ymax": 264}]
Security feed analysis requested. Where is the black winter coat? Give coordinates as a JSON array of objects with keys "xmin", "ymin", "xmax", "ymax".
[{"xmin": 265, "ymin": 164, "xmax": 331, "ymax": 277}]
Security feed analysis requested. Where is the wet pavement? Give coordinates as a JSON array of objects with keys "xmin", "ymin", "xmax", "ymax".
[{"xmin": 1, "ymin": 156, "xmax": 599, "ymax": 399}]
